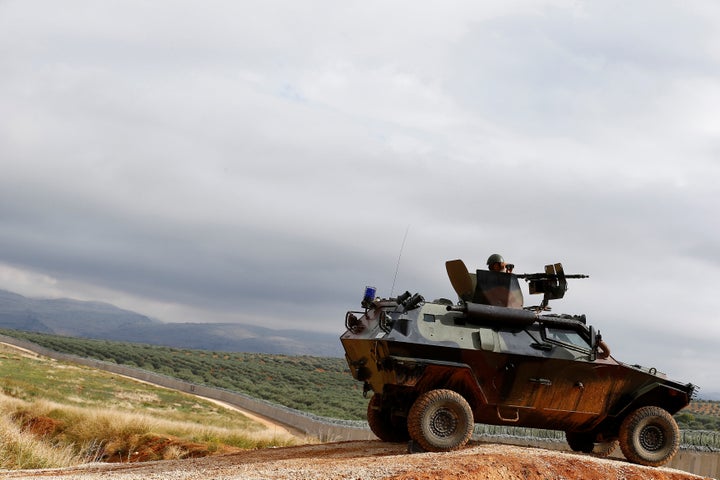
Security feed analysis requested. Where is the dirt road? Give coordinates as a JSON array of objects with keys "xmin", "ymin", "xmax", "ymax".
[{"xmin": 3, "ymin": 440, "xmax": 712, "ymax": 480}]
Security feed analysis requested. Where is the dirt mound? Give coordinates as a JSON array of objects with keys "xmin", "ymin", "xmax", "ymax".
[
  {"xmin": 11, "ymin": 411, "xmax": 230, "ymax": 463},
  {"xmin": 101, "ymin": 434, "xmax": 221, "ymax": 463},
  {"xmin": 14, "ymin": 413, "xmax": 64, "ymax": 438},
  {"xmin": 2, "ymin": 440, "xmax": 712, "ymax": 480}
]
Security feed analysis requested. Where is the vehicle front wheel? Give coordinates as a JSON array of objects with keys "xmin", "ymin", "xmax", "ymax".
[
  {"xmin": 407, "ymin": 389, "xmax": 474, "ymax": 452},
  {"xmin": 366, "ymin": 393, "xmax": 410, "ymax": 442},
  {"xmin": 618, "ymin": 406, "xmax": 679, "ymax": 467}
]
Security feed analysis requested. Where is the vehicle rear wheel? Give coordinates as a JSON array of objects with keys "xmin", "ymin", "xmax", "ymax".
[
  {"xmin": 407, "ymin": 389, "xmax": 474, "ymax": 452},
  {"xmin": 594, "ymin": 439, "xmax": 619, "ymax": 458},
  {"xmin": 566, "ymin": 432, "xmax": 618, "ymax": 457},
  {"xmin": 366, "ymin": 393, "xmax": 410, "ymax": 442},
  {"xmin": 619, "ymin": 406, "xmax": 679, "ymax": 467},
  {"xmin": 565, "ymin": 431, "xmax": 594, "ymax": 453}
]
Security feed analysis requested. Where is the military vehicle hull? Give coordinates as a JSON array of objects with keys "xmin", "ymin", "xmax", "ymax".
[{"xmin": 341, "ymin": 262, "xmax": 695, "ymax": 467}]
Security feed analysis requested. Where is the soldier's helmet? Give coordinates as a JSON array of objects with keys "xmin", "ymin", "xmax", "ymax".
[{"xmin": 486, "ymin": 253, "xmax": 505, "ymax": 266}]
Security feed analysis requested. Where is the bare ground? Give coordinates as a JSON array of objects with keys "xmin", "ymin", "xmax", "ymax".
[{"xmin": 2, "ymin": 440, "xmax": 713, "ymax": 480}]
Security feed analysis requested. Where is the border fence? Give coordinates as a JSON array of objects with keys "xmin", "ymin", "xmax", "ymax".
[
  {"xmin": 1, "ymin": 334, "xmax": 717, "ymax": 478},
  {"xmin": 472, "ymin": 424, "xmax": 720, "ymax": 450}
]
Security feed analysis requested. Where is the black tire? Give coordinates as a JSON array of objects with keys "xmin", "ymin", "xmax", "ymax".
[
  {"xmin": 366, "ymin": 393, "xmax": 410, "ymax": 442},
  {"xmin": 618, "ymin": 406, "xmax": 679, "ymax": 467},
  {"xmin": 594, "ymin": 439, "xmax": 619, "ymax": 458},
  {"xmin": 565, "ymin": 431, "xmax": 594, "ymax": 453},
  {"xmin": 407, "ymin": 389, "xmax": 474, "ymax": 452},
  {"xmin": 566, "ymin": 432, "xmax": 618, "ymax": 457}
]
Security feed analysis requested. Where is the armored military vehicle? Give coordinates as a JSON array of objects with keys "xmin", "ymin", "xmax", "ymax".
[{"xmin": 341, "ymin": 259, "xmax": 696, "ymax": 467}]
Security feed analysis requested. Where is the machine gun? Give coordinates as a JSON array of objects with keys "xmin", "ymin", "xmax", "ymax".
[
  {"xmin": 516, "ymin": 263, "xmax": 588, "ymax": 310},
  {"xmin": 446, "ymin": 259, "xmax": 588, "ymax": 312}
]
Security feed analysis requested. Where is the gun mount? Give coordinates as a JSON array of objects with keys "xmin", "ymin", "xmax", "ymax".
[
  {"xmin": 446, "ymin": 259, "xmax": 588, "ymax": 311},
  {"xmin": 517, "ymin": 263, "xmax": 589, "ymax": 309}
]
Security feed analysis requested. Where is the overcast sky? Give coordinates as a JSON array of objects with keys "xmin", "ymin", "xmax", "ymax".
[{"xmin": 1, "ymin": 1, "xmax": 719, "ymax": 395}]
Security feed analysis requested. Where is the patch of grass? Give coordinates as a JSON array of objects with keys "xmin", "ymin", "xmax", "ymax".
[{"xmin": 0, "ymin": 344, "xmax": 303, "ymax": 470}]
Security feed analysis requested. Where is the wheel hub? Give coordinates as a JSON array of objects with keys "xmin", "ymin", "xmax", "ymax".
[
  {"xmin": 639, "ymin": 424, "xmax": 665, "ymax": 451},
  {"xmin": 430, "ymin": 408, "xmax": 458, "ymax": 437}
]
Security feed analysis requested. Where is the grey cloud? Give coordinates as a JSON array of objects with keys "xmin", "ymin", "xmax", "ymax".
[{"xmin": 1, "ymin": 0, "xmax": 718, "ymax": 393}]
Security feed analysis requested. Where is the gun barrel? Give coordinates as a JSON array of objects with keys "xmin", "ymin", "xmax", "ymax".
[{"xmin": 516, "ymin": 273, "xmax": 589, "ymax": 280}]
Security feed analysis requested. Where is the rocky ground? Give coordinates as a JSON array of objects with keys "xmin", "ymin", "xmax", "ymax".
[{"xmin": 2, "ymin": 440, "xmax": 713, "ymax": 480}]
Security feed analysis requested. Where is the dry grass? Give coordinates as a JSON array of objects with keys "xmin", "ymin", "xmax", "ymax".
[
  {"xmin": 0, "ymin": 393, "xmax": 301, "ymax": 469},
  {"xmin": 0, "ymin": 343, "xmax": 306, "ymax": 470},
  {"xmin": 0, "ymin": 413, "xmax": 81, "ymax": 469}
]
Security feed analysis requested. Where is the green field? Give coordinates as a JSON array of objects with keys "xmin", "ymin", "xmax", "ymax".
[{"xmin": 0, "ymin": 329, "xmax": 369, "ymax": 420}]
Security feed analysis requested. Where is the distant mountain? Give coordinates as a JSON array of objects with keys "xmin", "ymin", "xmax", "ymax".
[{"xmin": 0, "ymin": 289, "xmax": 343, "ymax": 357}]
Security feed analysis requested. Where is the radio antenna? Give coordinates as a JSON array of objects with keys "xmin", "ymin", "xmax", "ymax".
[{"xmin": 390, "ymin": 225, "xmax": 410, "ymax": 297}]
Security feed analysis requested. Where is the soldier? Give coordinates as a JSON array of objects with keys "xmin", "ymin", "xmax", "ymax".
[{"xmin": 486, "ymin": 253, "xmax": 514, "ymax": 273}]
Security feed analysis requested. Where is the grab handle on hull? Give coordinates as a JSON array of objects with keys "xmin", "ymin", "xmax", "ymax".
[{"xmin": 496, "ymin": 406, "xmax": 520, "ymax": 423}]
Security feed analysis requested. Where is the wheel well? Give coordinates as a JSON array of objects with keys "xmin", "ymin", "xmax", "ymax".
[
  {"xmin": 381, "ymin": 385, "xmax": 419, "ymax": 416},
  {"xmin": 412, "ymin": 365, "xmax": 485, "ymax": 413},
  {"xmin": 598, "ymin": 384, "xmax": 688, "ymax": 438},
  {"xmin": 614, "ymin": 385, "xmax": 689, "ymax": 418}
]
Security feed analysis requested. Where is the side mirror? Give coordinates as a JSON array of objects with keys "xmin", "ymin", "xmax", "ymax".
[{"xmin": 589, "ymin": 325, "xmax": 597, "ymax": 361}]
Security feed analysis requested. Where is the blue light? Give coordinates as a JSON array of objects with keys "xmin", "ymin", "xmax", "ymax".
[{"xmin": 362, "ymin": 286, "xmax": 376, "ymax": 305}]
